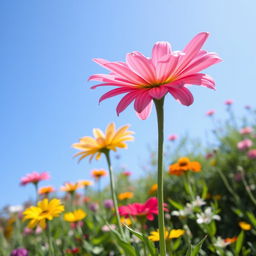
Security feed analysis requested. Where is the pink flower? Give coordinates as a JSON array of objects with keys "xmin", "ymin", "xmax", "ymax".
[
  {"xmin": 20, "ymin": 172, "xmax": 50, "ymax": 186},
  {"xmin": 89, "ymin": 32, "xmax": 221, "ymax": 120},
  {"xmin": 122, "ymin": 171, "xmax": 132, "ymax": 177},
  {"xmin": 168, "ymin": 134, "xmax": 178, "ymax": 141},
  {"xmin": 240, "ymin": 127, "xmax": 253, "ymax": 135},
  {"xmin": 237, "ymin": 139, "xmax": 253, "ymax": 151},
  {"xmin": 118, "ymin": 197, "xmax": 167, "ymax": 221},
  {"xmin": 247, "ymin": 149, "xmax": 256, "ymax": 159},
  {"xmin": 206, "ymin": 110, "xmax": 215, "ymax": 116},
  {"xmin": 225, "ymin": 99, "xmax": 233, "ymax": 105}
]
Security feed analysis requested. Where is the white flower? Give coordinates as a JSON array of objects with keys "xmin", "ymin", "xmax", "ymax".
[
  {"xmin": 8, "ymin": 205, "xmax": 24, "ymax": 213},
  {"xmin": 172, "ymin": 206, "xmax": 193, "ymax": 217},
  {"xmin": 191, "ymin": 196, "xmax": 206, "ymax": 207},
  {"xmin": 214, "ymin": 237, "xmax": 229, "ymax": 248},
  {"xmin": 196, "ymin": 207, "xmax": 221, "ymax": 224}
]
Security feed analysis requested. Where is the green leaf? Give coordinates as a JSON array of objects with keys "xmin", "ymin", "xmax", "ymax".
[
  {"xmin": 232, "ymin": 208, "xmax": 244, "ymax": 218},
  {"xmin": 185, "ymin": 236, "xmax": 207, "ymax": 256},
  {"xmin": 168, "ymin": 199, "xmax": 184, "ymax": 210},
  {"xmin": 110, "ymin": 227, "xmax": 137, "ymax": 256},
  {"xmin": 201, "ymin": 181, "xmax": 208, "ymax": 199},
  {"xmin": 246, "ymin": 211, "xmax": 256, "ymax": 227},
  {"xmin": 124, "ymin": 225, "xmax": 157, "ymax": 256},
  {"xmin": 235, "ymin": 231, "xmax": 244, "ymax": 255}
]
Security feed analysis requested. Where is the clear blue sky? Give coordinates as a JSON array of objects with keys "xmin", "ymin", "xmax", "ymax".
[{"xmin": 1, "ymin": 0, "xmax": 255, "ymax": 207}]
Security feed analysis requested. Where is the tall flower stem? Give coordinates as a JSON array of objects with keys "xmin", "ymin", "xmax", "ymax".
[
  {"xmin": 104, "ymin": 151, "xmax": 124, "ymax": 238},
  {"xmin": 154, "ymin": 98, "xmax": 166, "ymax": 256},
  {"xmin": 46, "ymin": 222, "xmax": 54, "ymax": 256}
]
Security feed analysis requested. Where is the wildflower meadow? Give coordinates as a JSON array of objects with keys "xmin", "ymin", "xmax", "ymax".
[
  {"xmin": 1, "ymin": 30, "xmax": 256, "ymax": 255},
  {"xmin": 1, "ymin": 1, "xmax": 256, "ymax": 255}
]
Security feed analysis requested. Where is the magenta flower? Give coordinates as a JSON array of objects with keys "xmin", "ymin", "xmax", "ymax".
[
  {"xmin": 224, "ymin": 99, "xmax": 234, "ymax": 105},
  {"xmin": 10, "ymin": 248, "xmax": 29, "ymax": 256},
  {"xmin": 89, "ymin": 32, "xmax": 221, "ymax": 119},
  {"xmin": 206, "ymin": 110, "xmax": 215, "ymax": 116},
  {"xmin": 122, "ymin": 170, "xmax": 132, "ymax": 177},
  {"xmin": 118, "ymin": 197, "xmax": 167, "ymax": 221},
  {"xmin": 20, "ymin": 172, "xmax": 50, "ymax": 186},
  {"xmin": 168, "ymin": 134, "xmax": 178, "ymax": 141},
  {"xmin": 247, "ymin": 149, "xmax": 256, "ymax": 159},
  {"xmin": 240, "ymin": 127, "xmax": 253, "ymax": 135},
  {"xmin": 237, "ymin": 139, "xmax": 253, "ymax": 151}
]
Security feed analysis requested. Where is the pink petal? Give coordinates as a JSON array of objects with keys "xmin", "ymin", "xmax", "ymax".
[
  {"xmin": 148, "ymin": 86, "xmax": 168, "ymax": 99},
  {"xmin": 175, "ymin": 32, "xmax": 209, "ymax": 76},
  {"xmin": 146, "ymin": 213, "xmax": 154, "ymax": 221},
  {"xmin": 168, "ymin": 87, "xmax": 194, "ymax": 106},
  {"xmin": 179, "ymin": 53, "xmax": 222, "ymax": 77},
  {"xmin": 116, "ymin": 91, "xmax": 139, "ymax": 115},
  {"xmin": 94, "ymin": 59, "xmax": 147, "ymax": 85},
  {"xmin": 126, "ymin": 52, "xmax": 156, "ymax": 84},
  {"xmin": 171, "ymin": 73, "xmax": 216, "ymax": 89},
  {"xmin": 134, "ymin": 90, "xmax": 152, "ymax": 113},
  {"xmin": 155, "ymin": 54, "xmax": 179, "ymax": 83},
  {"xmin": 89, "ymin": 74, "xmax": 137, "ymax": 87},
  {"xmin": 136, "ymin": 101, "xmax": 152, "ymax": 120},
  {"xmin": 152, "ymin": 41, "xmax": 172, "ymax": 66},
  {"xmin": 99, "ymin": 87, "xmax": 133, "ymax": 103}
]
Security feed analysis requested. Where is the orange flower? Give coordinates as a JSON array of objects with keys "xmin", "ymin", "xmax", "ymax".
[
  {"xmin": 38, "ymin": 186, "xmax": 55, "ymax": 195},
  {"xmin": 169, "ymin": 157, "xmax": 201, "ymax": 176},
  {"xmin": 118, "ymin": 192, "xmax": 134, "ymax": 201},
  {"xmin": 79, "ymin": 180, "xmax": 93, "ymax": 188},
  {"xmin": 149, "ymin": 184, "xmax": 158, "ymax": 194},
  {"xmin": 239, "ymin": 221, "xmax": 252, "ymax": 231},
  {"xmin": 91, "ymin": 169, "xmax": 107, "ymax": 180},
  {"xmin": 120, "ymin": 217, "xmax": 132, "ymax": 226},
  {"xmin": 224, "ymin": 237, "xmax": 237, "ymax": 244},
  {"xmin": 61, "ymin": 182, "xmax": 81, "ymax": 193}
]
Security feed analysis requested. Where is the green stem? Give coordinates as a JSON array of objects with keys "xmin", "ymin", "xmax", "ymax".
[
  {"xmin": 240, "ymin": 169, "xmax": 256, "ymax": 206},
  {"xmin": 216, "ymin": 167, "xmax": 240, "ymax": 205},
  {"xmin": 34, "ymin": 182, "xmax": 39, "ymax": 202},
  {"xmin": 104, "ymin": 151, "xmax": 124, "ymax": 238},
  {"xmin": 46, "ymin": 221, "xmax": 54, "ymax": 256},
  {"xmin": 154, "ymin": 98, "xmax": 166, "ymax": 256}
]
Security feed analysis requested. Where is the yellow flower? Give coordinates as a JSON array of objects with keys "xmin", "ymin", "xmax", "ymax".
[
  {"xmin": 91, "ymin": 169, "xmax": 107, "ymax": 180},
  {"xmin": 79, "ymin": 180, "xmax": 93, "ymax": 187},
  {"xmin": 118, "ymin": 192, "xmax": 134, "ymax": 201},
  {"xmin": 72, "ymin": 123, "xmax": 134, "ymax": 161},
  {"xmin": 23, "ymin": 198, "xmax": 64, "ymax": 229},
  {"xmin": 169, "ymin": 157, "xmax": 201, "ymax": 176},
  {"xmin": 120, "ymin": 217, "xmax": 132, "ymax": 226},
  {"xmin": 148, "ymin": 229, "xmax": 185, "ymax": 241},
  {"xmin": 61, "ymin": 182, "xmax": 81, "ymax": 193},
  {"xmin": 239, "ymin": 221, "xmax": 252, "ymax": 231},
  {"xmin": 64, "ymin": 209, "xmax": 87, "ymax": 223},
  {"xmin": 149, "ymin": 184, "xmax": 158, "ymax": 194},
  {"xmin": 38, "ymin": 186, "xmax": 55, "ymax": 195}
]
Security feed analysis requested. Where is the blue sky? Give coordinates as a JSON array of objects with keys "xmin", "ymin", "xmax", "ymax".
[{"xmin": 1, "ymin": 0, "xmax": 255, "ymax": 207}]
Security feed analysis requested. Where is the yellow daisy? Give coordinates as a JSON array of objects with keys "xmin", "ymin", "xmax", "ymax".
[
  {"xmin": 148, "ymin": 229, "xmax": 185, "ymax": 242},
  {"xmin": 79, "ymin": 180, "xmax": 93, "ymax": 187},
  {"xmin": 23, "ymin": 198, "xmax": 64, "ymax": 229},
  {"xmin": 72, "ymin": 123, "xmax": 134, "ymax": 161},
  {"xmin": 64, "ymin": 209, "xmax": 87, "ymax": 223}
]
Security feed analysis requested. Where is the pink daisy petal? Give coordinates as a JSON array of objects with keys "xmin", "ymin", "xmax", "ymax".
[
  {"xmin": 126, "ymin": 52, "xmax": 156, "ymax": 84},
  {"xmin": 168, "ymin": 87, "xmax": 194, "ymax": 106},
  {"xmin": 116, "ymin": 91, "xmax": 139, "ymax": 115},
  {"xmin": 149, "ymin": 87, "xmax": 168, "ymax": 99},
  {"xmin": 136, "ymin": 101, "xmax": 153, "ymax": 120},
  {"xmin": 152, "ymin": 41, "xmax": 172, "ymax": 66}
]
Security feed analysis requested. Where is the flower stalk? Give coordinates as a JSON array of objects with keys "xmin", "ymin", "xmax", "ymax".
[
  {"xmin": 154, "ymin": 98, "xmax": 166, "ymax": 256},
  {"xmin": 104, "ymin": 150, "xmax": 124, "ymax": 238}
]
